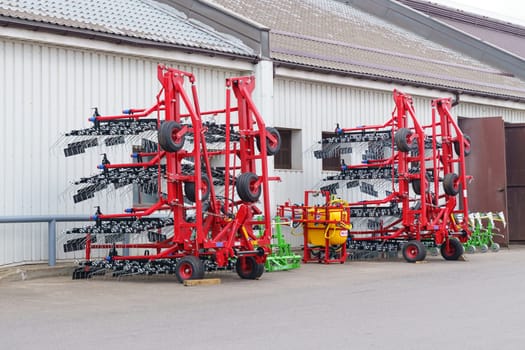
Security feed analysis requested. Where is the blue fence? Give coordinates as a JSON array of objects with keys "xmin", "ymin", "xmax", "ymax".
[{"xmin": 0, "ymin": 216, "xmax": 92, "ymax": 266}]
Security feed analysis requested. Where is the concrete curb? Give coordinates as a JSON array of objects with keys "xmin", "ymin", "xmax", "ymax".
[{"xmin": 0, "ymin": 264, "xmax": 76, "ymax": 282}]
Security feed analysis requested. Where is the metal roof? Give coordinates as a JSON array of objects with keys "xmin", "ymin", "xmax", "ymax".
[
  {"xmin": 397, "ymin": 0, "xmax": 525, "ymax": 59},
  {"xmin": 209, "ymin": 0, "xmax": 525, "ymax": 100},
  {"xmin": 0, "ymin": 0, "xmax": 255, "ymax": 57}
]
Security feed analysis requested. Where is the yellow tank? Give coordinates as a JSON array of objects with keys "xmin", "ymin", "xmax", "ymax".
[{"xmin": 306, "ymin": 205, "xmax": 351, "ymax": 246}]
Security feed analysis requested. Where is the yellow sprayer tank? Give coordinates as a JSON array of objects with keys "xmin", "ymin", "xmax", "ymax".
[{"xmin": 306, "ymin": 205, "xmax": 351, "ymax": 246}]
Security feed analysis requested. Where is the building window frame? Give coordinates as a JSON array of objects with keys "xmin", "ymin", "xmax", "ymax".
[
  {"xmin": 274, "ymin": 128, "xmax": 302, "ymax": 170},
  {"xmin": 321, "ymin": 131, "xmax": 341, "ymax": 171}
]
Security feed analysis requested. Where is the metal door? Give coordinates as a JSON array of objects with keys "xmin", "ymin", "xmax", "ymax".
[
  {"xmin": 505, "ymin": 123, "xmax": 525, "ymax": 242},
  {"xmin": 458, "ymin": 117, "xmax": 509, "ymax": 246}
]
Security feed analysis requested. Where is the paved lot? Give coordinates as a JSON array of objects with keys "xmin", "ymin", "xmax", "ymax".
[{"xmin": 2, "ymin": 247, "xmax": 525, "ymax": 350}]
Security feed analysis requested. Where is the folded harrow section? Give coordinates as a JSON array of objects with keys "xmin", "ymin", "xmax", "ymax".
[
  {"xmin": 64, "ymin": 65, "xmax": 281, "ymax": 282},
  {"xmin": 282, "ymin": 89, "xmax": 472, "ymax": 263}
]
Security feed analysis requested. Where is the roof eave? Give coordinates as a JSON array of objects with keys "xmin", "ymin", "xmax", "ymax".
[
  {"xmin": 397, "ymin": 0, "xmax": 525, "ymax": 36},
  {"xmin": 0, "ymin": 16, "xmax": 259, "ymax": 63},
  {"xmin": 274, "ymin": 59, "xmax": 525, "ymax": 103}
]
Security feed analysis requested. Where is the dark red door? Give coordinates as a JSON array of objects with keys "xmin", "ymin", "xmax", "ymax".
[
  {"xmin": 458, "ymin": 117, "xmax": 508, "ymax": 246},
  {"xmin": 505, "ymin": 124, "xmax": 525, "ymax": 242}
]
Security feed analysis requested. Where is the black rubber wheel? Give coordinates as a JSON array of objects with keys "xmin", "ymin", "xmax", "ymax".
[
  {"xmin": 236, "ymin": 256, "xmax": 264, "ymax": 279},
  {"xmin": 256, "ymin": 127, "xmax": 281, "ymax": 156},
  {"xmin": 440, "ymin": 238, "xmax": 464, "ymax": 261},
  {"xmin": 454, "ymin": 134, "xmax": 471, "ymax": 157},
  {"xmin": 255, "ymin": 261, "xmax": 265, "ymax": 278},
  {"xmin": 158, "ymin": 121, "xmax": 185, "ymax": 152},
  {"xmin": 236, "ymin": 172, "xmax": 261, "ymax": 202},
  {"xmin": 395, "ymin": 128, "xmax": 416, "ymax": 152},
  {"xmin": 184, "ymin": 174, "xmax": 211, "ymax": 202},
  {"xmin": 443, "ymin": 173, "xmax": 460, "ymax": 196},
  {"xmin": 412, "ymin": 179, "xmax": 421, "ymax": 195},
  {"xmin": 175, "ymin": 255, "xmax": 204, "ymax": 283},
  {"xmin": 412, "ymin": 173, "xmax": 430, "ymax": 195},
  {"xmin": 402, "ymin": 240, "xmax": 427, "ymax": 263}
]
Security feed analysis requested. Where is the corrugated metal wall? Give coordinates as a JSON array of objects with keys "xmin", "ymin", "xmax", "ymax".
[
  {"xmin": 0, "ymin": 37, "xmax": 242, "ymax": 265},
  {"xmin": 455, "ymin": 103, "xmax": 525, "ymax": 123},
  {"xmin": 272, "ymin": 76, "xmax": 525, "ymax": 246}
]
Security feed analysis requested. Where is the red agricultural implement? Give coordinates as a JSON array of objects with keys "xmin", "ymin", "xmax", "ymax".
[
  {"xmin": 65, "ymin": 65, "xmax": 281, "ymax": 282},
  {"xmin": 282, "ymin": 90, "xmax": 471, "ymax": 263}
]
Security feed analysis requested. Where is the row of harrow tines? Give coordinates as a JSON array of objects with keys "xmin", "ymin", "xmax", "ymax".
[
  {"xmin": 63, "ymin": 107, "xmax": 241, "ymax": 157},
  {"xmin": 310, "ymin": 89, "xmax": 472, "ymax": 263},
  {"xmin": 64, "ymin": 64, "xmax": 281, "ymax": 283},
  {"xmin": 71, "ymin": 149, "xmax": 233, "ymax": 203}
]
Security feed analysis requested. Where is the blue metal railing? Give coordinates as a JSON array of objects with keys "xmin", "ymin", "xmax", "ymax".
[{"xmin": 0, "ymin": 215, "xmax": 92, "ymax": 266}]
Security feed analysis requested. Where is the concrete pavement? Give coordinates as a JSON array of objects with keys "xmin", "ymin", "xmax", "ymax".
[{"xmin": 1, "ymin": 247, "xmax": 525, "ymax": 349}]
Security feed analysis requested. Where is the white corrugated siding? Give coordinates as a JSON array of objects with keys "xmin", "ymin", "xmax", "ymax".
[
  {"xmin": 454, "ymin": 103, "xmax": 525, "ymax": 123},
  {"xmin": 0, "ymin": 37, "xmax": 243, "ymax": 265},
  {"xmin": 273, "ymin": 76, "xmax": 525, "ymax": 247}
]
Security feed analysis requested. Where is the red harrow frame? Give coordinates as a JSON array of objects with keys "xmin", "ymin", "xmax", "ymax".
[
  {"xmin": 68, "ymin": 65, "xmax": 281, "ymax": 281},
  {"xmin": 279, "ymin": 90, "xmax": 472, "ymax": 263}
]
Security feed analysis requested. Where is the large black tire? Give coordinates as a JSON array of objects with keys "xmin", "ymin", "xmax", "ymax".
[
  {"xmin": 175, "ymin": 255, "xmax": 204, "ymax": 283},
  {"xmin": 184, "ymin": 174, "xmax": 211, "ymax": 202},
  {"xmin": 454, "ymin": 134, "xmax": 471, "ymax": 157},
  {"xmin": 395, "ymin": 128, "xmax": 416, "ymax": 152},
  {"xmin": 412, "ymin": 179, "xmax": 422, "ymax": 195},
  {"xmin": 443, "ymin": 173, "xmax": 460, "ymax": 196},
  {"xmin": 402, "ymin": 240, "xmax": 427, "ymax": 263},
  {"xmin": 236, "ymin": 256, "xmax": 264, "ymax": 279},
  {"xmin": 236, "ymin": 172, "xmax": 261, "ymax": 202},
  {"xmin": 440, "ymin": 238, "xmax": 464, "ymax": 261},
  {"xmin": 254, "ymin": 261, "xmax": 265, "ymax": 278},
  {"xmin": 256, "ymin": 127, "xmax": 281, "ymax": 156},
  {"xmin": 158, "ymin": 121, "xmax": 185, "ymax": 152},
  {"xmin": 412, "ymin": 173, "xmax": 430, "ymax": 195}
]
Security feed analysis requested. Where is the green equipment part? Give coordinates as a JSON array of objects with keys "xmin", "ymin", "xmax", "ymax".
[
  {"xmin": 464, "ymin": 212, "xmax": 505, "ymax": 253},
  {"xmin": 264, "ymin": 217, "xmax": 301, "ymax": 272}
]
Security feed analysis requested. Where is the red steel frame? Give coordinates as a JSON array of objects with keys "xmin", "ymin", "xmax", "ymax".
[
  {"xmin": 348, "ymin": 90, "xmax": 471, "ymax": 245},
  {"xmin": 278, "ymin": 89, "xmax": 471, "ymax": 262},
  {"xmin": 82, "ymin": 65, "xmax": 278, "ymax": 268}
]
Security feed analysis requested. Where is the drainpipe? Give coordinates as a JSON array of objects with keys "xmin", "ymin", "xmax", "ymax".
[{"xmin": 452, "ymin": 92, "xmax": 461, "ymax": 107}]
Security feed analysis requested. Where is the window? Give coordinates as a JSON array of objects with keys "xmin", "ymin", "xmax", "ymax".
[
  {"xmin": 274, "ymin": 129, "xmax": 291, "ymax": 169},
  {"xmin": 322, "ymin": 132, "xmax": 341, "ymax": 171},
  {"xmin": 274, "ymin": 128, "xmax": 302, "ymax": 170},
  {"xmin": 132, "ymin": 143, "xmax": 160, "ymax": 206}
]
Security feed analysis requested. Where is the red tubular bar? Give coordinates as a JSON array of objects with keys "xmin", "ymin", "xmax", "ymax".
[
  {"xmin": 97, "ymin": 200, "xmax": 168, "ymax": 220},
  {"xmin": 228, "ymin": 76, "xmax": 276, "ymax": 248},
  {"xmin": 340, "ymin": 117, "xmax": 395, "ymax": 133},
  {"xmin": 179, "ymin": 107, "xmax": 239, "ymax": 118},
  {"xmin": 432, "ymin": 98, "xmax": 471, "ymax": 238},
  {"xmin": 90, "ymin": 102, "xmax": 164, "ymax": 122},
  {"xmin": 102, "ymin": 151, "xmax": 165, "ymax": 169}
]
